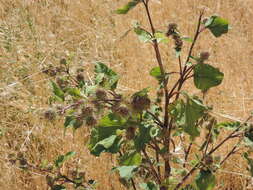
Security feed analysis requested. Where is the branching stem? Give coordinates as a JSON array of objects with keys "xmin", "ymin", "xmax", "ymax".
[{"xmin": 142, "ymin": 0, "xmax": 172, "ymax": 178}]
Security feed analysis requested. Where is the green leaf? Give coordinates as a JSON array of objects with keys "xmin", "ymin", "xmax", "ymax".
[
  {"xmin": 150, "ymin": 67, "xmax": 163, "ymax": 82},
  {"xmin": 90, "ymin": 135, "xmax": 118, "ymax": 155},
  {"xmin": 245, "ymin": 127, "xmax": 253, "ymax": 144},
  {"xmin": 140, "ymin": 181, "xmax": 159, "ymax": 190},
  {"xmin": 132, "ymin": 88, "xmax": 150, "ymax": 98},
  {"xmin": 184, "ymin": 96, "xmax": 207, "ymax": 139},
  {"xmin": 120, "ymin": 151, "xmax": 142, "ymax": 166},
  {"xmin": 66, "ymin": 88, "xmax": 82, "ymax": 97},
  {"xmin": 116, "ymin": 166, "xmax": 138, "ymax": 180},
  {"xmin": 94, "ymin": 73, "xmax": 105, "ymax": 84},
  {"xmin": 195, "ymin": 169, "xmax": 216, "ymax": 190},
  {"xmin": 217, "ymin": 121, "xmax": 240, "ymax": 130},
  {"xmin": 94, "ymin": 62, "xmax": 119, "ymax": 90},
  {"xmin": 243, "ymin": 152, "xmax": 253, "ymax": 176},
  {"xmin": 154, "ymin": 32, "xmax": 169, "ymax": 43},
  {"xmin": 205, "ymin": 16, "xmax": 229, "ymax": 37},
  {"xmin": 134, "ymin": 24, "xmax": 152, "ymax": 43},
  {"xmin": 52, "ymin": 185, "xmax": 66, "ymax": 190},
  {"xmin": 64, "ymin": 116, "xmax": 83, "ymax": 134},
  {"xmin": 189, "ymin": 56, "xmax": 201, "ymax": 62},
  {"xmin": 65, "ymin": 151, "xmax": 76, "ymax": 160},
  {"xmin": 194, "ymin": 63, "xmax": 224, "ymax": 91},
  {"xmin": 169, "ymin": 99, "xmax": 185, "ymax": 126},
  {"xmin": 172, "ymin": 168, "xmax": 188, "ymax": 177},
  {"xmin": 64, "ymin": 115, "xmax": 76, "ymax": 134},
  {"xmin": 88, "ymin": 113, "xmax": 126, "ymax": 156},
  {"xmin": 55, "ymin": 155, "xmax": 65, "ymax": 168},
  {"xmin": 149, "ymin": 126, "xmax": 160, "ymax": 138},
  {"xmin": 85, "ymin": 85, "xmax": 97, "ymax": 95},
  {"xmin": 163, "ymin": 177, "xmax": 179, "ymax": 189},
  {"xmin": 181, "ymin": 36, "xmax": 193, "ymax": 43},
  {"xmin": 50, "ymin": 81, "xmax": 65, "ymax": 101},
  {"xmin": 134, "ymin": 124, "xmax": 153, "ymax": 151},
  {"xmin": 244, "ymin": 136, "xmax": 253, "ymax": 147},
  {"xmin": 115, "ymin": 0, "xmax": 140, "ymax": 14},
  {"xmin": 99, "ymin": 113, "xmax": 126, "ymax": 127},
  {"xmin": 54, "ymin": 151, "xmax": 76, "ymax": 168},
  {"xmin": 74, "ymin": 176, "xmax": 83, "ymax": 186},
  {"xmin": 64, "ymin": 116, "xmax": 75, "ymax": 128},
  {"xmin": 169, "ymin": 95, "xmax": 207, "ymax": 140}
]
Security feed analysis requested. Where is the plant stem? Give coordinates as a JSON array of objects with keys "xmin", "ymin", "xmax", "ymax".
[
  {"xmin": 142, "ymin": 0, "xmax": 172, "ymax": 178},
  {"xmin": 219, "ymin": 144, "xmax": 238, "ymax": 166},
  {"xmin": 142, "ymin": 0, "xmax": 169, "ymax": 127},
  {"xmin": 175, "ymin": 116, "xmax": 252, "ymax": 189},
  {"xmin": 183, "ymin": 142, "xmax": 192, "ymax": 168},
  {"xmin": 174, "ymin": 163, "xmax": 200, "ymax": 190},
  {"xmin": 184, "ymin": 10, "xmax": 205, "ymax": 67},
  {"xmin": 142, "ymin": 149, "xmax": 161, "ymax": 184},
  {"xmin": 208, "ymin": 115, "xmax": 252, "ymax": 155},
  {"xmin": 175, "ymin": 11, "xmax": 205, "ymax": 100},
  {"xmin": 153, "ymin": 140, "xmax": 161, "ymax": 178},
  {"xmin": 131, "ymin": 178, "xmax": 137, "ymax": 190},
  {"xmin": 204, "ymin": 120, "xmax": 214, "ymax": 156},
  {"xmin": 178, "ymin": 55, "xmax": 182, "ymax": 74},
  {"xmin": 146, "ymin": 110, "xmax": 164, "ymax": 128}
]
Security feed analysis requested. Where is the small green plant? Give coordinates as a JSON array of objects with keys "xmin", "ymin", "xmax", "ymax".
[{"xmin": 44, "ymin": 1, "xmax": 253, "ymax": 190}]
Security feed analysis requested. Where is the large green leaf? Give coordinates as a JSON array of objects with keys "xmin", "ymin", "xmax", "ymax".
[
  {"xmin": 88, "ymin": 113, "xmax": 126, "ymax": 156},
  {"xmin": 184, "ymin": 96, "xmax": 207, "ymax": 139},
  {"xmin": 90, "ymin": 135, "xmax": 119, "ymax": 156},
  {"xmin": 120, "ymin": 151, "xmax": 142, "ymax": 166},
  {"xmin": 134, "ymin": 124, "xmax": 153, "ymax": 151},
  {"xmin": 115, "ymin": 0, "xmax": 140, "ymax": 14},
  {"xmin": 116, "ymin": 166, "xmax": 138, "ymax": 180},
  {"xmin": 94, "ymin": 62, "xmax": 119, "ymax": 90},
  {"xmin": 243, "ymin": 152, "xmax": 253, "ymax": 176},
  {"xmin": 50, "ymin": 81, "xmax": 65, "ymax": 101},
  {"xmin": 194, "ymin": 63, "xmax": 224, "ymax": 91},
  {"xmin": 169, "ymin": 95, "xmax": 207, "ymax": 139},
  {"xmin": 205, "ymin": 16, "xmax": 229, "ymax": 37},
  {"xmin": 195, "ymin": 169, "xmax": 216, "ymax": 190}
]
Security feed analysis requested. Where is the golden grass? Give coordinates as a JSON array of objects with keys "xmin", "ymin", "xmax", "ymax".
[{"xmin": 0, "ymin": 0, "xmax": 253, "ymax": 189}]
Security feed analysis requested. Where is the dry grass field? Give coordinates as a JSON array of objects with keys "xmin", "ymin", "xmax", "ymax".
[{"xmin": 0, "ymin": 0, "xmax": 253, "ymax": 189}]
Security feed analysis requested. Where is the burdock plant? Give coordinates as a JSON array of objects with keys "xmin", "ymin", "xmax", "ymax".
[{"xmin": 44, "ymin": 0, "xmax": 253, "ymax": 190}]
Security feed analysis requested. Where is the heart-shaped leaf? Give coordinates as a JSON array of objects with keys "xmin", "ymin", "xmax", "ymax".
[
  {"xmin": 205, "ymin": 16, "xmax": 229, "ymax": 37},
  {"xmin": 194, "ymin": 63, "xmax": 224, "ymax": 91}
]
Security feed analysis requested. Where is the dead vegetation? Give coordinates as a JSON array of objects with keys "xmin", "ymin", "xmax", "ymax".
[{"xmin": 0, "ymin": 0, "xmax": 253, "ymax": 189}]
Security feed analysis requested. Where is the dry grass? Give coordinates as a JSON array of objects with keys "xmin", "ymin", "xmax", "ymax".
[{"xmin": 0, "ymin": 0, "xmax": 253, "ymax": 189}]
